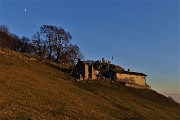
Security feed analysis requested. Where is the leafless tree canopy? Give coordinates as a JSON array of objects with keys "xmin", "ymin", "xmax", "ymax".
[{"xmin": 0, "ymin": 24, "xmax": 84, "ymax": 64}]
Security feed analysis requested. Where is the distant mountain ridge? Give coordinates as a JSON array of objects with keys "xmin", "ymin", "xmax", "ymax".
[{"xmin": 162, "ymin": 93, "xmax": 180, "ymax": 103}]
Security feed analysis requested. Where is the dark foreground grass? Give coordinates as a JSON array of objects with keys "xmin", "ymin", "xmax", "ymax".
[{"xmin": 0, "ymin": 49, "xmax": 179, "ymax": 120}]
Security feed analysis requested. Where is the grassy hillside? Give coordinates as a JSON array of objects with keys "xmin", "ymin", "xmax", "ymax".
[{"xmin": 0, "ymin": 48, "xmax": 179, "ymax": 120}]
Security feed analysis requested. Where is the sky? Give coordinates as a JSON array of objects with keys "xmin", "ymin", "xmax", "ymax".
[{"xmin": 0, "ymin": 0, "xmax": 179, "ymax": 96}]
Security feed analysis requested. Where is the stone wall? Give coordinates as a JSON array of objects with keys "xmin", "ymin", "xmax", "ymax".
[
  {"xmin": 116, "ymin": 73, "xmax": 146, "ymax": 86},
  {"xmin": 92, "ymin": 69, "xmax": 101, "ymax": 80},
  {"xmin": 75, "ymin": 61, "xmax": 89, "ymax": 80},
  {"xmin": 84, "ymin": 64, "xmax": 89, "ymax": 80},
  {"xmin": 125, "ymin": 83, "xmax": 151, "ymax": 90}
]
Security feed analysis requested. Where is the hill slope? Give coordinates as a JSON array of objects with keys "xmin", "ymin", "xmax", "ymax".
[{"xmin": 0, "ymin": 49, "xmax": 179, "ymax": 120}]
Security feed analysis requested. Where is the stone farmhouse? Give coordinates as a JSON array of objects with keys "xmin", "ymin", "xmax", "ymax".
[{"xmin": 74, "ymin": 58, "xmax": 151, "ymax": 89}]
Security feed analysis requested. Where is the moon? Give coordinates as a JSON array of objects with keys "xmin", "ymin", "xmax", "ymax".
[{"xmin": 25, "ymin": 9, "xmax": 27, "ymax": 12}]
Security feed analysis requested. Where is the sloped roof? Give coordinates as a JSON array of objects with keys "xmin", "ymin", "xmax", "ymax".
[
  {"xmin": 108, "ymin": 69, "xmax": 147, "ymax": 76},
  {"xmin": 120, "ymin": 71, "xmax": 147, "ymax": 76}
]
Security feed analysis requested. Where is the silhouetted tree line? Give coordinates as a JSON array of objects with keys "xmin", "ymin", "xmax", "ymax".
[
  {"xmin": 0, "ymin": 25, "xmax": 34, "ymax": 53},
  {"xmin": 0, "ymin": 25, "xmax": 84, "ymax": 65}
]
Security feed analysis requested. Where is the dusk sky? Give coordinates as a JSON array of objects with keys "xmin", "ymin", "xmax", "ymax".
[{"xmin": 0, "ymin": 1, "xmax": 179, "ymax": 95}]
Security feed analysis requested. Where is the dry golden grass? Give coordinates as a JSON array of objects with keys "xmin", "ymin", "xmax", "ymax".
[{"xmin": 0, "ymin": 48, "xmax": 179, "ymax": 120}]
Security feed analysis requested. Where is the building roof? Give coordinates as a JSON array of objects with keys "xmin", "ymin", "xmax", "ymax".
[
  {"xmin": 77, "ymin": 60, "xmax": 147, "ymax": 76},
  {"xmin": 108, "ymin": 69, "xmax": 147, "ymax": 76}
]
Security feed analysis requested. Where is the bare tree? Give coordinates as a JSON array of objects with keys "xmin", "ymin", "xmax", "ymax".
[
  {"xmin": 60, "ymin": 44, "xmax": 84, "ymax": 65},
  {"xmin": 0, "ymin": 25, "xmax": 9, "ymax": 51},
  {"xmin": 54, "ymin": 27, "xmax": 72, "ymax": 62},
  {"xmin": 32, "ymin": 32, "xmax": 42, "ymax": 57},
  {"xmin": 40, "ymin": 25, "xmax": 56, "ymax": 59}
]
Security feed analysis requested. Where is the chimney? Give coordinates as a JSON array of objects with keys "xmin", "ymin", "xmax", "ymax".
[{"xmin": 128, "ymin": 69, "xmax": 130, "ymax": 72}]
